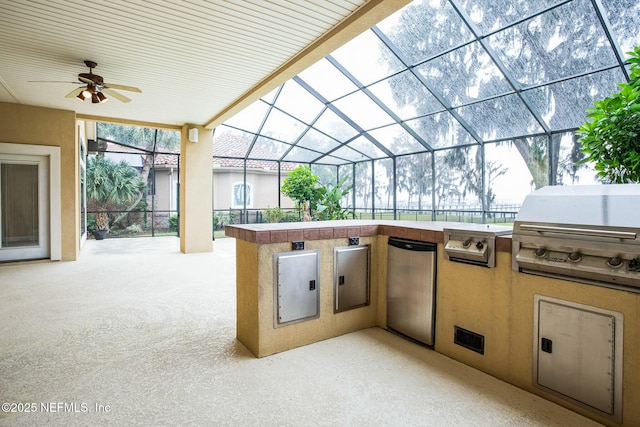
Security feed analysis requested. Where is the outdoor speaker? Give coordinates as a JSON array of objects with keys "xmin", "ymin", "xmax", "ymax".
[{"xmin": 188, "ymin": 128, "xmax": 198, "ymax": 143}]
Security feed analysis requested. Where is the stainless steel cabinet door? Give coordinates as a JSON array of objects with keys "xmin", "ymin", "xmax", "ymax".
[
  {"xmin": 334, "ymin": 245, "xmax": 369, "ymax": 312},
  {"xmin": 274, "ymin": 250, "xmax": 320, "ymax": 327},
  {"xmin": 534, "ymin": 296, "xmax": 623, "ymax": 422}
]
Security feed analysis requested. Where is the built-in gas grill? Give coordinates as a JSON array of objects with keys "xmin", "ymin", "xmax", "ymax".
[
  {"xmin": 512, "ymin": 184, "xmax": 640, "ymax": 293},
  {"xmin": 444, "ymin": 224, "xmax": 512, "ymax": 268}
]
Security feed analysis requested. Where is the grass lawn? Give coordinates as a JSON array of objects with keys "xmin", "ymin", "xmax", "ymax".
[{"xmin": 362, "ymin": 212, "xmax": 514, "ymax": 225}]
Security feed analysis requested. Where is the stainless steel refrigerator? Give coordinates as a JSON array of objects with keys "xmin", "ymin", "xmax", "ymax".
[{"xmin": 387, "ymin": 237, "xmax": 437, "ymax": 346}]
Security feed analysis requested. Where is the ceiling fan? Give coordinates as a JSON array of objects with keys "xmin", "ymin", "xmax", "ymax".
[{"xmin": 30, "ymin": 60, "xmax": 142, "ymax": 103}]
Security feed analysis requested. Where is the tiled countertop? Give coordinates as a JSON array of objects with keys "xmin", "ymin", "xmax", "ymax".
[{"xmin": 225, "ymin": 220, "xmax": 513, "ymax": 252}]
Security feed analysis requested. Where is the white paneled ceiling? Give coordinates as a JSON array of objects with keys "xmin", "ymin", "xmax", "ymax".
[{"xmin": 0, "ymin": 0, "xmax": 387, "ymax": 127}]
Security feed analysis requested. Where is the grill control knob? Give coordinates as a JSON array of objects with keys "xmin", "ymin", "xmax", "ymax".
[
  {"xmin": 568, "ymin": 251, "xmax": 581, "ymax": 262},
  {"xmin": 629, "ymin": 258, "xmax": 640, "ymax": 272},
  {"xmin": 535, "ymin": 248, "xmax": 547, "ymax": 258},
  {"xmin": 462, "ymin": 239, "xmax": 472, "ymax": 248},
  {"xmin": 475, "ymin": 241, "xmax": 484, "ymax": 250},
  {"xmin": 607, "ymin": 256, "xmax": 624, "ymax": 268}
]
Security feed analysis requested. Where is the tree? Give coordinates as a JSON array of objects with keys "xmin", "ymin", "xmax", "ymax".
[
  {"xmin": 578, "ymin": 46, "xmax": 640, "ymax": 183},
  {"xmin": 395, "ymin": 150, "xmax": 431, "ymax": 211},
  {"xmin": 86, "ymin": 156, "xmax": 146, "ymax": 231},
  {"xmin": 97, "ymin": 123, "xmax": 180, "ymax": 152},
  {"xmin": 312, "ymin": 164, "xmax": 339, "ymax": 187},
  {"xmin": 281, "ymin": 165, "xmax": 355, "ymax": 221},
  {"xmin": 437, "ymin": 148, "xmax": 472, "ymax": 208},
  {"xmin": 510, "ymin": 136, "xmax": 549, "ymax": 189},
  {"xmin": 281, "ymin": 165, "xmax": 322, "ymax": 221},
  {"xmin": 374, "ymin": 158, "xmax": 393, "ymax": 210},
  {"xmin": 354, "ymin": 162, "xmax": 372, "ymax": 210},
  {"xmin": 96, "ymin": 123, "xmax": 180, "ymax": 224},
  {"xmin": 377, "ymin": 0, "xmax": 602, "ymax": 198}
]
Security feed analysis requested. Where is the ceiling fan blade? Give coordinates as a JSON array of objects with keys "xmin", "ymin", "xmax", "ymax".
[
  {"xmin": 104, "ymin": 83, "xmax": 141, "ymax": 93},
  {"xmin": 78, "ymin": 76, "xmax": 94, "ymax": 85},
  {"xmin": 28, "ymin": 80, "xmax": 81, "ymax": 84},
  {"xmin": 103, "ymin": 88, "xmax": 131, "ymax": 103},
  {"xmin": 65, "ymin": 87, "xmax": 83, "ymax": 98}
]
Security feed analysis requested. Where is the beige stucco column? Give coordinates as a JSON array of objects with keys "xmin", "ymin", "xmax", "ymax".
[{"xmin": 179, "ymin": 124, "xmax": 213, "ymax": 253}]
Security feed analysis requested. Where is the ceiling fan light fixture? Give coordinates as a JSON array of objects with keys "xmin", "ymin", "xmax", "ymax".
[
  {"xmin": 91, "ymin": 92, "xmax": 100, "ymax": 103},
  {"xmin": 96, "ymin": 91, "xmax": 107, "ymax": 103},
  {"xmin": 77, "ymin": 85, "xmax": 93, "ymax": 101}
]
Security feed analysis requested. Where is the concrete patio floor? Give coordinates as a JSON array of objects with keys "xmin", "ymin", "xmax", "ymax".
[{"xmin": 0, "ymin": 236, "xmax": 601, "ymax": 426}]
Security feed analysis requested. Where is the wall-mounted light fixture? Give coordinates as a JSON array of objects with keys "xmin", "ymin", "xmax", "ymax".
[{"xmin": 188, "ymin": 128, "xmax": 199, "ymax": 143}]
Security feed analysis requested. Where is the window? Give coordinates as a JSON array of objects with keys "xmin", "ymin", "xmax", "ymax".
[{"xmin": 232, "ymin": 182, "xmax": 252, "ymax": 208}]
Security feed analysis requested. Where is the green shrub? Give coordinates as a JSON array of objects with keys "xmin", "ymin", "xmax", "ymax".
[
  {"xmin": 168, "ymin": 215, "xmax": 178, "ymax": 232},
  {"xmin": 278, "ymin": 211, "xmax": 299, "ymax": 222},
  {"xmin": 125, "ymin": 223, "xmax": 143, "ymax": 233},
  {"xmin": 87, "ymin": 215, "xmax": 97, "ymax": 230},
  {"xmin": 263, "ymin": 206, "xmax": 284, "ymax": 223},
  {"xmin": 213, "ymin": 212, "xmax": 230, "ymax": 230}
]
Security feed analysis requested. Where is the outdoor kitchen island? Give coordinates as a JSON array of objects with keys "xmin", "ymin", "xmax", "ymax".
[{"xmin": 226, "ymin": 217, "xmax": 640, "ymax": 427}]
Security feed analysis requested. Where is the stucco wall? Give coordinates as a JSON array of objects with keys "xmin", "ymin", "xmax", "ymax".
[
  {"xmin": 434, "ymin": 246, "xmax": 639, "ymax": 427},
  {"xmin": 152, "ymin": 167, "xmax": 177, "ymax": 211},
  {"xmin": 0, "ymin": 102, "xmax": 78, "ymax": 261},
  {"xmin": 213, "ymin": 170, "xmax": 294, "ymax": 212},
  {"xmin": 237, "ymin": 236, "xmax": 378, "ymax": 357}
]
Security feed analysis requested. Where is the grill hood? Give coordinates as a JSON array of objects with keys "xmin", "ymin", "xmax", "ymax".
[
  {"xmin": 515, "ymin": 184, "xmax": 640, "ymax": 230},
  {"xmin": 512, "ymin": 184, "xmax": 640, "ymax": 292}
]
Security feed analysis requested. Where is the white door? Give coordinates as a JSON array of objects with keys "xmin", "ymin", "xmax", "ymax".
[{"xmin": 0, "ymin": 154, "xmax": 50, "ymax": 261}]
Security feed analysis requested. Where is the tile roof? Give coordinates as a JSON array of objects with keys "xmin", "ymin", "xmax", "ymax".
[
  {"xmin": 102, "ymin": 133, "xmax": 296, "ymax": 171},
  {"xmin": 213, "ymin": 132, "xmax": 296, "ymax": 171}
]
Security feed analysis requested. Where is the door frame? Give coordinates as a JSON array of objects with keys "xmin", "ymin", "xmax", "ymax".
[{"xmin": 0, "ymin": 142, "xmax": 61, "ymax": 261}]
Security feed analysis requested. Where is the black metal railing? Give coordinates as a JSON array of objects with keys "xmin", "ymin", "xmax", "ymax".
[
  {"xmin": 214, "ymin": 204, "xmax": 519, "ymax": 235},
  {"xmin": 86, "ymin": 209, "xmax": 179, "ymax": 239},
  {"xmin": 353, "ymin": 207, "xmax": 518, "ymax": 224},
  {"xmin": 89, "ymin": 205, "xmax": 518, "ymax": 240}
]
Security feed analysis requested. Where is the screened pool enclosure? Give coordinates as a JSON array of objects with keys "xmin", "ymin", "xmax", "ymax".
[
  {"xmin": 92, "ymin": 0, "xmax": 639, "ymax": 234},
  {"xmin": 214, "ymin": 0, "xmax": 639, "ymax": 223}
]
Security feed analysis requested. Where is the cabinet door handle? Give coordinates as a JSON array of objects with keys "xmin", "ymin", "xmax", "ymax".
[
  {"xmin": 339, "ymin": 275, "xmax": 345, "ymax": 286},
  {"xmin": 541, "ymin": 337, "xmax": 552, "ymax": 353},
  {"xmin": 309, "ymin": 280, "xmax": 316, "ymax": 291}
]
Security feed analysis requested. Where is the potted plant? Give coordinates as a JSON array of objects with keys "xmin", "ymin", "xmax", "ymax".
[{"xmin": 91, "ymin": 209, "xmax": 110, "ymax": 240}]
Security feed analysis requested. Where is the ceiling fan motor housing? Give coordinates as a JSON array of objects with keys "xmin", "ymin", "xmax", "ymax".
[
  {"xmin": 78, "ymin": 73, "xmax": 104, "ymax": 85},
  {"xmin": 78, "ymin": 60, "xmax": 104, "ymax": 85}
]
